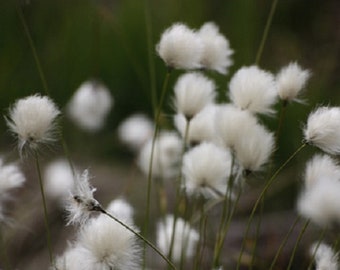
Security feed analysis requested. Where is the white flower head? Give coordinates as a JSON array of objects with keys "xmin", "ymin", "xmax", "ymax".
[
  {"xmin": 138, "ymin": 131, "xmax": 182, "ymax": 179},
  {"xmin": 229, "ymin": 66, "xmax": 277, "ymax": 115},
  {"xmin": 53, "ymin": 245, "xmax": 93, "ymax": 270},
  {"xmin": 65, "ymin": 170, "xmax": 101, "ymax": 226},
  {"xmin": 156, "ymin": 23, "xmax": 203, "ymax": 69},
  {"xmin": 198, "ymin": 22, "xmax": 233, "ymax": 75},
  {"xmin": 304, "ymin": 154, "xmax": 340, "ymax": 188},
  {"xmin": 156, "ymin": 215, "xmax": 199, "ymax": 262},
  {"xmin": 310, "ymin": 242, "xmax": 339, "ymax": 270},
  {"xmin": 182, "ymin": 142, "xmax": 232, "ymax": 198},
  {"xmin": 67, "ymin": 80, "xmax": 113, "ymax": 132},
  {"xmin": 304, "ymin": 106, "xmax": 340, "ymax": 155},
  {"xmin": 6, "ymin": 94, "xmax": 60, "ymax": 156},
  {"xmin": 117, "ymin": 114, "xmax": 154, "ymax": 151},
  {"xmin": 0, "ymin": 158, "xmax": 25, "ymax": 199},
  {"xmin": 276, "ymin": 62, "xmax": 311, "ymax": 102},
  {"xmin": 174, "ymin": 72, "xmax": 216, "ymax": 119},
  {"xmin": 297, "ymin": 178, "xmax": 340, "ymax": 227},
  {"xmin": 174, "ymin": 104, "xmax": 219, "ymax": 146},
  {"xmin": 44, "ymin": 159, "xmax": 74, "ymax": 202},
  {"xmin": 106, "ymin": 198, "xmax": 134, "ymax": 225},
  {"xmin": 78, "ymin": 214, "xmax": 141, "ymax": 270}
]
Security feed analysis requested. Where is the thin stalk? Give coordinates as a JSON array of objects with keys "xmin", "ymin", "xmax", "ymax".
[
  {"xmin": 276, "ymin": 100, "xmax": 288, "ymax": 143},
  {"xmin": 194, "ymin": 198, "xmax": 207, "ymax": 270},
  {"xmin": 16, "ymin": 4, "xmax": 50, "ymax": 96},
  {"xmin": 255, "ymin": 0, "xmax": 279, "ymax": 65},
  {"xmin": 236, "ymin": 143, "xmax": 306, "ymax": 270},
  {"xmin": 102, "ymin": 209, "xmax": 176, "ymax": 270},
  {"xmin": 306, "ymin": 228, "xmax": 327, "ymax": 270},
  {"xmin": 0, "ymin": 225, "xmax": 11, "ymax": 270},
  {"xmin": 35, "ymin": 152, "xmax": 53, "ymax": 263},
  {"xmin": 286, "ymin": 219, "xmax": 310, "ymax": 270},
  {"xmin": 269, "ymin": 215, "xmax": 301, "ymax": 270}
]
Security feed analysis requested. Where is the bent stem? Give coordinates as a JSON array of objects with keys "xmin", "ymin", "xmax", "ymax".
[
  {"xmin": 102, "ymin": 209, "xmax": 176, "ymax": 270},
  {"xmin": 287, "ymin": 219, "xmax": 310, "ymax": 270},
  {"xmin": 35, "ymin": 152, "xmax": 53, "ymax": 263},
  {"xmin": 236, "ymin": 143, "xmax": 306, "ymax": 270}
]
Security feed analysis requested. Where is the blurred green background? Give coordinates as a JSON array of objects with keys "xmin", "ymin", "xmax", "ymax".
[{"xmin": 0, "ymin": 0, "xmax": 339, "ymax": 156}]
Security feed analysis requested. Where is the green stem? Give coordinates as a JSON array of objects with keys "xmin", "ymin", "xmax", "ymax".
[
  {"xmin": 102, "ymin": 210, "xmax": 176, "ymax": 270},
  {"xmin": 269, "ymin": 215, "xmax": 301, "ymax": 270},
  {"xmin": 16, "ymin": 4, "xmax": 50, "ymax": 96},
  {"xmin": 255, "ymin": 0, "xmax": 279, "ymax": 65},
  {"xmin": 287, "ymin": 219, "xmax": 310, "ymax": 270},
  {"xmin": 236, "ymin": 143, "xmax": 306, "ymax": 270},
  {"xmin": 276, "ymin": 100, "xmax": 288, "ymax": 143},
  {"xmin": 35, "ymin": 152, "xmax": 53, "ymax": 263}
]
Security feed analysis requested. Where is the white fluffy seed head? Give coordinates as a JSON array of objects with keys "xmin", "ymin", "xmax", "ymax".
[
  {"xmin": 304, "ymin": 107, "xmax": 340, "ymax": 155},
  {"xmin": 78, "ymin": 214, "xmax": 141, "ymax": 270},
  {"xmin": 310, "ymin": 242, "xmax": 339, "ymax": 270},
  {"xmin": 198, "ymin": 22, "xmax": 233, "ymax": 75},
  {"xmin": 0, "ymin": 158, "xmax": 25, "ymax": 198},
  {"xmin": 156, "ymin": 23, "xmax": 203, "ymax": 69},
  {"xmin": 44, "ymin": 159, "xmax": 74, "ymax": 202},
  {"xmin": 138, "ymin": 131, "xmax": 182, "ymax": 179},
  {"xmin": 53, "ymin": 245, "xmax": 94, "ymax": 270},
  {"xmin": 6, "ymin": 94, "xmax": 60, "ymax": 156},
  {"xmin": 156, "ymin": 215, "xmax": 199, "ymax": 262},
  {"xmin": 182, "ymin": 142, "xmax": 232, "ymax": 198},
  {"xmin": 174, "ymin": 72, "xmax": 216, "ymax": 119},
  {"xmin": 117, "ymin": 114, "xmax": 154, "ymax": 151},
  {"xmin": 276, "ymin": 62, "xmax": 311, "ymax": 102},
  {"xmin": 67, "ymin": 80, "xmax": 113, "ymax": 132},
  {"xmin": 297, "ymin": 178, "xmax": 340, "ymax": 227},
  {"xmin": 174, "ymin": 104, "xmax": 219, "ymax": 146},
  {"xmin": 304, "ymin": 154, "xmax": 340, "ymax": 188},
  {"xmin": 229, "ymin": 66, "xmax": 277, "ymax": 115}
]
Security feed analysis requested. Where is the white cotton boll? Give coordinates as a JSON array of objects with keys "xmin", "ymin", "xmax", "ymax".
[
  {"xmin": 229, "ymin": 66, "xmax": 277, "ymax": 115},
  {"xmin": 304, "ymin": 107, "xmax": 340, "ymax": 155},
  {"xmin": 304, "ymin": 154, "xmax": 340, "ymax": 188},
  {"xmin": 44, "ymin": 159, "xmax": 74, "ymax": 202},
  {"xmin": 198, "ymin": 22, "xmax": 233, "ymax": 75},
  {"xmin": 174, "ymin": 72, "xmax": 216, "ymax": 119},
  {"xmin": 138, "ymin": 131, "xmax": 182, "ymax": 179},
  {"xmin": 174, "ymin": 104, "xmax": 219, "ymax": 145},
  {"xmin": 117, "ymin": 114, "xmax": 154, "ymax": 151},
  {"xmin": 78, "ymin": 214, "xmax": 141, "ymax": 270},
  {"xmin": 0, "ymin": 159, "xmax": 25, "ymax": 198},
  {"xmin": 216, "ymin": 104, "xmax": 258, "ymax": 150},
  {"xmin": 182, "ymin": 142, "xmax": 232, "ymax": 198},
  {"xmin": 276, "ymin": 62, "xmax": 311, "ymax": 102},
  {"xmin": 6, "ymin": 94, "xmax": 60, "ymax": 156},
  {"xmin": 310, "ymin": 242, "xmax": 339, "ymax": 270},
  {"xmin": 234, "ymin": 122, "xmax": 275, "ymax": 172},
  {"xmin": 67, "ymin": 80, "xmax": 113, "ymax": 132},
  {"xmin": 297, "ymin": 178, "xmax": 340, "ymax": 227},
  {"xmin": 53, "ymin": 245, "xmax": 94, "ymax": 270},
  {"xmin": 156, "ymin": 215, "xmax": 199, "ymax": 262},
  {"xmin": 106, "ymin": 198, "xmax": 134, "ymax": 225},
  {"xmin": 156, "ymin": 23, "xmax": 203, "ymax": 70}
]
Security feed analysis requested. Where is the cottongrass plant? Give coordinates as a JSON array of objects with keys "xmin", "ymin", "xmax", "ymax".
[{"xmin": 310, "ymin": 242, "xmax": 339, "ymax": 270}]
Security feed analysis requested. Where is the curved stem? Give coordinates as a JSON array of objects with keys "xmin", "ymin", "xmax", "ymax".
[
  {"xmin": 102, "ymin": 210, "xmax": 176, "ymax": 270},
  {"xmin": 35, "ymin": 152, "xmax": 53, "ymax": 263},
  {"xmin": 287, "ymin": 219, "xmax": 310, "ymax": 270},
  {"xmin": 236, "ymin": 143, "xmax": 306, "ymax": 270},
  {"xmin": 255, "ymin": 0, "xmax": 279, "ymax": 65}
]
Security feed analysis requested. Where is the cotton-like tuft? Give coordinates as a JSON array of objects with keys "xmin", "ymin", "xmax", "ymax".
[
  {"xmin": 182, "ymin": 142, "xmax": 232, "ymax": 198},
  {"xmin": 6, "ymin": 94, "xmax": 60, "ymax": 156},
  {"xmin": 0, "ymin": 158, "xmax": 25, "ymax": 199},
  {"xmin": 117, "ymin": 114, "xmax": 154, "ymax": 151},
  {"xmin": 304, "ymin": 107, "xmax": 340, "ymax": 155},
  {"xmin": 174, "ymin": 104, "xmax": 219, "ymax": 145},
  {"xmin": 156, "ymin": 215, "xmax": 199, "ymax": 262},
  {"xmin": 310, "ymin": 242, "xmax": 339, "ymax": 270},
  {"xmin": 44, "ymin": 159, "xmax": 74, "ymax": 202},
  {"xmin": 276, "ymin": 62, "xmax": 310, "ymax": 102},
  {"xmin": 65, "ymin": 170, "xmax": 101, "ymax": 226},
  {"xmin": 229, "ymin": 66, "xmax": 277, "ymax": 115},
  {"xmin": 156, "ymin": 23, "xmax": 203, "ymax": 69},
  {"xmin": 106, "ymin": 198, "xmax": 134, "ymax": 225},
  {"xmin": 174, "ymin": 72, "xmax": 216, "ymax": 119},
  {"xmin": 138, "ymin": 131, "xmax": 182, "ymax": 179},
  {"xmin": 67, "ymin": 80, "xmax": 113, "ymax": 132},
  {"xmin": 78, "ymin": 214, "xmax": 141, "ymax": 270},
  {"xmin": 53, "ymin": 245, "xmax": 93, "ymax": 270},
  {"xmin": 198, "ymin": 22, "xmax": 233, "ymax": 74}
]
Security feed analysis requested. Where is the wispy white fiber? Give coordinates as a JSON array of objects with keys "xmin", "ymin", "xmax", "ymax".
[{"xmin": 310, "ymin": 242, "xmax": 339, "ymax": 270}]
